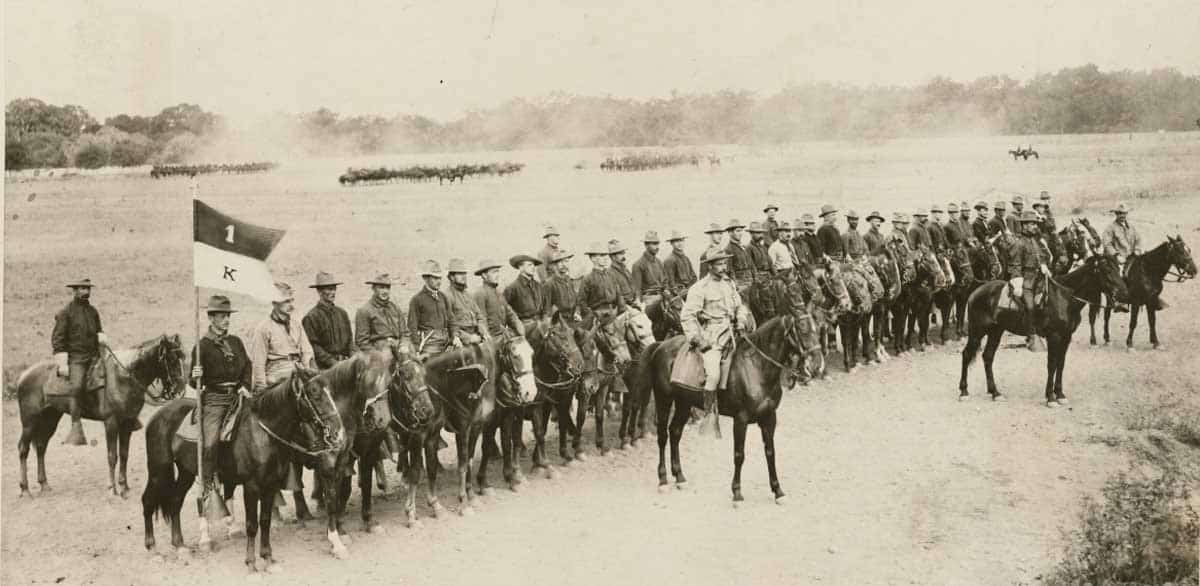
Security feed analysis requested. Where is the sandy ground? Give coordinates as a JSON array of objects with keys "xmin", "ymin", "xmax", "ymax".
[{"xmin": 3, "ymin": 134, "xmax": 1199, "ymax": 585}]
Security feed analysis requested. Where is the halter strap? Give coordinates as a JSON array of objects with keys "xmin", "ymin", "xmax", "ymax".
[{"xmin": 256, "ymin": 420, "xmax": 338, "ymax": 457}]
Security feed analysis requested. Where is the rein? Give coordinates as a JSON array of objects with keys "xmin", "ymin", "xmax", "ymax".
[
  {"xmin": 101, "ymin": 343, "xmax": 181, "ymax": 404},
  {"xmin": 256, "ymin": 420, "xmax": 338, "ymax": 457}
]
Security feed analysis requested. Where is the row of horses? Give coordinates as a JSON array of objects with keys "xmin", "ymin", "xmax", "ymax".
[
  {"xmin": 1008, "ymin": 145, "xmax": 1039, "ymax": 160},
  {"xmin": 13, "ymin": 226, "xmax": 1193, "ymax": 572},
  {"xmin": 150, "ymin": 162, "xmax": 277, "ymax": 178},
  {"xmin": 598, "ymin": 152, "xmax": 719, "ymax": 172},
  {"xmin": 337, "ymin": 163, "xmax": 525, "ymax": 186}
]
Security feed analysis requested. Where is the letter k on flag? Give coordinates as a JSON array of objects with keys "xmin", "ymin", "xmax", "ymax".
[{"xmin": 193, "ymin": 200, "xmax": 286, "ymax": 301}]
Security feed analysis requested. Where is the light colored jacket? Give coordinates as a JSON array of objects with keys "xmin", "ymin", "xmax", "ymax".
[
  {"xmin": 1102, "ymin": 220, "xmax": 1141, "ymax": 259},
  {"xmin": 248, "ymin": 315, "xmax": 314, "ymax": 391},
  {"xmin": 767, "ymin": 240, "xmax": 795, "ymax": 271},
  {"xmin": 679, "ymin": 274, "xmax": 746, "ymax": 348}
]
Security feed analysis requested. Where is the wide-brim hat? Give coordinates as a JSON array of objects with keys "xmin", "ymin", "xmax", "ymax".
[
  {"xmin": 845, "ymin": 209, "xmax": 860, "ymax": 220},
  {"xmin": 642, "ymin": 230, "xmax": 660, "ymax": 243},
  {"xmin": 702, "ymin": 246, "xmax": 733, "ymax": 264},
  {"xmin": 1011, "ymin": 195, "xmax": 1025, "ymax": 205},
  {"xmin": 607, "ymin": 239, "xmax": 626, "ymax": 254},
  {"xmin": 205, "ymin": 294, "xmax": 237, "ymax": 314},
  {"xmin": 666, "ymin": 230, "xmax": 687, "ymax": 241},
  {"xmin": 271, "ymin": 282, "xmax": 295, "ymax": 304},
  {"xmin": 1019, "ymin": 210, "xmax": 1040, "ymax": 223},
  {"xmin": 778, "ymin": 221, "xmax": 793, "ymax": 230},
  {"xmin": 1031, "ymin": 200, "xmax": 1048, "ymax": 209},
  {"xmin": 946, "ymin": 203, "xmax": 959, "ymax": 213},
  {"xmin": 725, "ymin": 218, "xmax": 746, "ymax": 231},
  {"xmin": 891, "ymin": 212, "xmax": 908, "ymax": 223},
  {"xmin": 819, "ymin": 204, "xmax": 837, "ymax": 217},
  {"xmin": 974, "ymin": 200, "xmax": 988, "ymax": 210},
  {"xmin": 447, "ymin": 258, "xmax": 469, "ymax": 274},
  {"xmin": 1111, "ymin": 202, "xmax": 1132, "ymax": 214},
  {"xmin": 365, "ymin": 272, "xmax": 394, "ymax": 286},
  {"xmin": 800, "ymin": 213, "xmax": 816, "ymax": 225},
  {"xmin": 913, "ymin": 208, "xmax": 929, "ymax": 217},
  {"xmin": 66, "ymin": 278, "xmax": 95, "ymax": 289},
  {"xmin": 509, "ymin": 254, "xmax": 542, "ymax": 269},
  {"xmin": 960, "ymin": 200, "xmax": 970, "ymax": 210},
  {"xmin": 865, "ymin": 211, "xmax": 885, "ymax": 222},
  {"xmin": 763, "ymin": 203, "xmax": 779, "ymax": 213},
  {"xmin": 747, "ymin": 221, "xmax": 765, "ymax": 233},
  {"xmin": 419, "ymin": 260, "xmax": 445, "ymax": 278},
  {"xmin": 703, "ymin": 222, "xmax": 724, "ymax": 234},
  {"xmin": 993, "ymin": 200, "xmax": 1008, "ymax": 210},
  {"xmin": 586, "ymin": 242, "xmax": 610, "ymax": 256},
  {"xmin": 543, "ymin": 225, "xmax": 560, "ymax": 238},
  {"xmin": 474, "ymin": 258, "xmax": 503, "ymax": 276},
  {"xmin": 548, "ymin": 250, "xmax": 575, "ymax": 264},
  {"xmin": 930, "ymin": 205, "xmax": 944, "ymax": 214},
  {"xmin": 1039, "ymin": 190, "xmax": 1051, "ymax": 201},
  {"xmin": 309, "ymin": 271, "xmax": 342, "ymax": 289}
]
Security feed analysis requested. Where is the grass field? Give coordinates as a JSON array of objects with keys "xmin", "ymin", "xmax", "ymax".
[{"xmin": 3, "ymin": 132, "xmax": 1199, "ymax": 585}]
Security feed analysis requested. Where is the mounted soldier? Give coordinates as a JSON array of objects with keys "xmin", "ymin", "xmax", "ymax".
[
  {"xmin": 698, "ymin": 222, "xmax": 726, "ymax": 279},
  {"xmin": 863, "ymin": 211, "xmax": 888, "ymax": 256},
  {"xmin": 971, "ymin": 201, "xmax": 991, "ymax": 243},
  {"xmin": 942, "ymin": 204, "xmax": 966, "ymax": 249},
  {"xmin": 795, "ymin": 215, "xmax": 820, "ymax": 267},
  {"xmin": 504, "ymin": 254, "xmax": 545, "ymax": 332},
  {"xmin": 747, "ymin": 221, "xmax": 773, "ymax": 283},
  {"xmin": 767, "ymin": 222, "xmax": 796, "ymax": 280},
  {"xmin": 248, "ymin": 282, "xmax": 315, "ymax": 394},
  {"xmin": 608, "ymin": 239, "xmax": 640, "ymax": 308},
  {"xmin": 536, "ymin": 226, "xmax": 563, "ymax": 282},
  {"xmin": 1102, "ymin": 202, "xmax": 1144, "ymax": 311},
  {"xmin": 355, "ymin": 272, "xmax": 410, "ymax": 353},
  {"xmin": 474, "ymin": 259, "xmax": 525, "ymax": 338},
  {"xmin": 817, "ymin": 205, "xmax": 843, "ymax": 262},
  {"xmin": 662, "ymin": 230, "xmax": 697, "ymax": 296},
  {"xmin": 762, "ymin": 203, "xmax": 781, "ymax": 244},
  {"xmin": 1007, "ymin": 211, "xmax": 1052, "ymax": 351},
  {"xmin": 908, "ymin": 209, "xmax": 933, "ymax": 252},
  {"xmin": 542, "ymin": 250, "xmax": 581, "ymax": 327},
  {"xmin": 446, "ymin": 258, "xmax": 490, "ymax": 346},
  {"xmin": 579, "ymin": 242, "xmax": 628, "ymax": 329},
  {"xmin": 679, "ymin": 246, "xmax": 748, "ymax": 438},
  {"xmin": 408, "ymin": 260, "xmax": 454, "ymax": 358},
  {"xmin": 1008, "ymin": 195, "xmax": 1026, "ymax": 234},
  {"xmin": 889, "ymin": 213, "xmax": 915, "ymax": 276},
  {"xmin": 723, "ymin": 219, "xmax": 755, "ymax": 291},
  {"xmin": 302, "ymin": 271, "xmax": 353, "ymax": 369},
  {"xmin": 842, "ymin": 210, "xmax": 869, "ymax": 262},
  {"xmin": 1036, "ymin": 191, "xmax": 1056, "ymax": 232},
  {"xmin": 956, "ymin": 201, "xmax": 973, "ymax": 239},
  {"xmin": 189, "ymin": 295, "xmax": 252, "ymax": 519},
  {"xmin": 52, "ymin": 278, "xmax": 110, "ymax": 445},
  {"xmin": 632, "ymin": 230, "xmax": 667, "ymax": 307},
  {"xmin": 927, "ymin": 205, "xmax": 947, "ymax": 253}
]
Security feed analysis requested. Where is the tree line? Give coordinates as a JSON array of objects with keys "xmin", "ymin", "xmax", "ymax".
[{"xmin": 7, "ymin": 64, "xmax": 1200, "ymax": 170}]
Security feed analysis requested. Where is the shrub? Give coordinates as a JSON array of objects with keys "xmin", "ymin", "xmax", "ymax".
[
  {"xmin": 1046, "ymin": 470, "xmax": 1199, "ymax": 585},
  {"xmin": 110, "ymin": 136, "xmax": 154, "ymax": 166},
  {"xmin": 16, "ymin": 132, "xmax": 68, "ymax": 168},
  {"xmin": 73, "ymin": 142, "xmax": 109, "ymax": 169}
]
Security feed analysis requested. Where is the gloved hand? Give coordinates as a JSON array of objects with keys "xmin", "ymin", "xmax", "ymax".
[
  {"xmin": 452, "ymin": 336, "xmax": 463, "ymax": 348},
  {"xmin": 55, "ymin": 352, "xmax": 69, "ymax": 377},
  {"xmin": 97, "ymin": 332, "xmax": 109, "ymax": 346},
  {"xmin": 191, "ymin": 365, "xmax": 203, "ymax": 380},
  {"xmin": 463, "ymin": 333, "xmax": 483, "ymax": 345}
]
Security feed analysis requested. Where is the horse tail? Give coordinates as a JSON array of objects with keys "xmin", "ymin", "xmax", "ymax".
[{"xmin": 142, "ymin": 398, "xmax": 194, "ymax": 523}]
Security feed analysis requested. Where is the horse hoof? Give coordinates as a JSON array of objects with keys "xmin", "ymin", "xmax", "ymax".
[
  {"xmin": 1056, "ymin": 397, "xmax": 1069, "ymax": 405},
  {"xmin": 198, "ymin": 539, "xmax": 213, "ymax": 553},
  {"xmin": 600, "ymin": 448, "xmax": 612, "ymax": 457},
  {"xmin": 509, "ymin": 481, "xmax": 523, "ymax": 493},
  {"xmin": 18, "ymin": 488, "xmax": 32, "ymax": 499},
  {"xmin": 1045, "ymin": 401, "xmax": 1059, "ymax": 409},
  {"xmin": 992, "ymin": 394, "xmax": 1007, "ymax": 402},
  {"xmin": 775, "ymin": 494, "xmax": 787, "ymax": 506},
  {"xmin": 460, "ymin": 506, "xmax": 475, "ymax": 517},
  {"xmin": 38, "ymin": 483, "xmax": 51, "ymax": 494},
  {"xmin": 331, "ymin": 546, "xmax": 349, "ymax": 560},
  {"xmin": 657, "ymin": 483, "xmax": 670, "ymax": 494},
  {"xmin": 368, "ymin": 523, "xmax": 386, "ymax": 535},
  {"xmin": 406, "ymin": 518, "xmax": 423, "ymax": 530},
  {"xmin": 675, "ymin": 480, "xmax": 688, "ymax": 491},
  {"xmin": 431, "ymin": 501, "xmax": 447, "ymax": 518},
  {"xmin": 575, "ymin": 452, "xmax": 589, "ymax": 463},
  {"xmin": 228, "ymin": 525, "xmax": 245, "ymax": 538},
  {"xmin": 958, "ymin": 394, "xmax": 970, "ymax": 402},
  {"xmin": 545, "ymin": 467, "xmax": 559, "ymax": 480},
  {"xmin": 1153, "ymin": 344, "xmax": 1166, "ymax": 351}
]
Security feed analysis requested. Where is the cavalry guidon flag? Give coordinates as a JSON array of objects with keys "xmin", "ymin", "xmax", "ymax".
[{"xmin": 193, "ymin": 199, "xmax": 286, "ymax": 301}]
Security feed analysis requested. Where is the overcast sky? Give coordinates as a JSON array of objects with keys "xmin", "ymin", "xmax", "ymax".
[{"xmin": 5, "ymin": 0, "xmax": 1199, "ymax": 122}]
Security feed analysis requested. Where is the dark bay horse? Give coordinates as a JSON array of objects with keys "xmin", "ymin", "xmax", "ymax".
[
  {"xmin": 17, "ymin": 334, "xmax": 187, "ymax": 498},
  {"xmin": 814, "ymin": 262, "xmax": 850, "ymax": 375},
  {"xmin": 939, "ymin": 246, "xmax": 977, "ymax": 341},
  {"xmin": 295, "ymin": 347, "xmax": 415, "ymax": 558},
  {"xmin": 1088, "ymin": 236, "xmax": 1196, "ymax": 349},
  {"xmin": 835, "ymin": 263, "xmax": 874, "ymax": 372},
  {"xmin": 645, "ymin": 292, "xmax": 684, "ymax": 341},
  {"xmin": 901, "ymin": 249, "xmax": 948, "ymax": 352},
  {"xmin": 569, "ymin": 312, "xmax": 637, "ymax": 457},
  {"xmin": 959, "ymin": 254, "xmax": 1128, "ymax": 405},
  {"xmin": 141, "ymin": 368, "xmax": 344, "ymax": 571},
  {"xmin": 636, "ymin": 308, "xmax": 821, "ymax": 503}
]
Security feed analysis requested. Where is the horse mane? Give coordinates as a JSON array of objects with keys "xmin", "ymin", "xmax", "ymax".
[
  {"xmin": 253, "ymin": 374, "xmax": 298, "ymax": 414},
  {"xmin": 115, "ymin": 334, "xmax": 171, "ymax": 366},
  {"xmin": 318, "ymin": 353, "xmax": 371, "ymax": 396}
]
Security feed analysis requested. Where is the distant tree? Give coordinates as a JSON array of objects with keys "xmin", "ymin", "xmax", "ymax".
[{"xmin": 74, "ymin": 143, "xmax": 109, "ymax": 169}]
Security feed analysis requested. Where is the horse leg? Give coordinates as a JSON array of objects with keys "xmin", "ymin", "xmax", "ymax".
[
  {"xmin": 104, "ymin": 419, "xmax": 120, "ymax": 496},
  {"xmin": 507, "ymin": 414, "xmax": 527, "ymax": 484},
  {"xmin": 1147, "ymin": 308, "xmax": 1161, "ymax": 349},
  {"xmin": 656, "ymin": 389, "xmax": 671, "ymax": 490},
  {"xmin": 959, "ymin": 334, "xmax": 982, "ymax": 399},
  {"xmin": 258, "ymin": 490, "xmax": 279, "ymax": 571},
  {"xmin": 530, "ymin": 405, "xmax": 551, "ymax": 478},
  {"xmin": 1043, "ymin": 335, "xmax": 1059, "ymax": 406},
  {"xmin": 18, "ymin": 420, "xmax": 34, "ymax": 497},
  {"xmin": 322, "ymin": 462, "xmax": 348, "ymax": 558},
  {"xmin": 668, "ymin": 398, "xmax": 690, "ymax": 487},
  {"xmin": 558, "ymin": 395, "xmax": 576, "ymax": 464},
  {"xmin": 982, "ymin": 330, "xmax": 1004, "ymax": 400},
  {"xmin": 170, "ymin": 467, "xmax": 195, "ymax": 550},
  {"xmin": 1126, "ymin": 304, "xmax": 1141, "ymax": 349},
  {"xmin": 1088, "ymin": 304, "xmax": 1100, "ymax": 345},
  {"xmin": 596, "ymin": 381, "xmax": 610, "ymax": 456},
  {"xmin": 242, "ymin": 487, "xmax": 259, "ymax": 571},
  {"xmin": 918, "ymin": 304, "xmax": 931, "ymax": 350},
  {"xmin": 1103, "ymin": 302, "xmax": 1113, "ymax": 345},
  {"xmin": 35, "ymin": 411, "xmax": 62, "ymax": 492},
  {"xmin": 940, "ymin": 300, "xmax": 952, "ymax": 342},
  {"xmin": 761, "ymin": 411, "xmax": 784, "ymax": 502},
  {"xmin": 466, "ymin": 427, "xmax": 482, "ymax": 506},
  {"xmin": 117, "ymin": 428, "xmax": 132, "ymax": 497},
  {"xmin": 731, "ymin": 417, "xmax": 747, "ymax": 503},
  {"xmin": 454, "ymin": 431, "xmax": 474, "ymax": 515},
  {"xmin": 360, "ymin": 448, "xmax": 383, "ymax": 535},
  {"xmin": 840, "ymin": 320, "xmax": 855, "ymax": 372},
  {"xmin": 1055, "ymin": 339, "xmax": 1070, "ymax": 403},
  {"xmin": 499, "ymin": 412, "xmax": 517, "ymax": 490},
  {"xmin": 424, "ymin": 433, "xmax": 446, "ymax": 518}
]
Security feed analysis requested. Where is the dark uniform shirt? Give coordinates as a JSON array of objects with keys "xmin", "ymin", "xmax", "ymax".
[
  {"xmin": 579, "ymin": 268, "xmax": 628, "ymax": 312},
  {"xmin": 724, "ymin": 241, "xmax": 755, "ymax": 284},
  {"xmin": 52, "ymin": 299, "xmax": 103, "ymax": 360},
  {"xmin": 664, "ymin": 250, "xmax": 697, "ymax": 294},
  {"xmin": 191, "ymin": 331, "xmax": 252, "ymax": 391},
  {"xmin": 610, "ymin": 261, "xmax": 638, "ymax": 304},
  {"xmin": 864, "ymin": 227, "xmax": 887, "ymax": 256},
  {"xmin": 407, "ymin": 288, "xmax": 452, "ymax": 346},
  {"xmin": 474, "ymin": 283, "xmax": 523, "ymax": 338},
  {"xmin": 972, "ymin": 217, "xmax": 991, "ymax": 243},
  {"xmin": 354, "ymin": 297, "xmax": 407, "ymax": 351},
  {"xmin": 1005, "ymin": 213, "xmax": 1022, "ymax": 236},
  {"xmin": 504, "ymin": 274, "xmax": 545, "ymax": 320},
  {"xmin": 793, "ymin": 236, "xmax": 817, "ymax": 266},
  {"xmin": 302, "ymin": 300, "xmax": 354, "ymax": 369},
  {"xmin": 631, "ymin": 250, "xmax": 666, "ymax": 296},
  {"xmin": 802, "ymin": 232, "xmax": 822, "ymax": 259},
  {"xmin": 748, "ymin": 240, "xmax": 773, "ymax": 278},
  {"xmin": 908, "ymin": 224, "xmax": 932, "ymax": 251},
  {"xmin": 988, "ymin": 215, "xmax": 1009, "ymax": 237},
  {"xmin": 543, "ymin": 274, "xmax": 580, "ymax": 320},
  {"xmin": 1009, "ymin": 234, "xmax": 1049, "ymax": 280},
  {"xmin": 842, "ymin": 229, "xmax": 868, "ymax": 259},
  {"xmin": 763, "ymin": 218, "xmax": 780, "ymax": 244},
  {"xmin": 817, "ymin": 224, "xmax": 843, "ymax": 259},
  {"xmin": 942, "ymin": 219, "xmax": 965, "ymax": 248},
  {"xmin": 926, "ymin": 222, "xmax": 946, "ymax": 252}
]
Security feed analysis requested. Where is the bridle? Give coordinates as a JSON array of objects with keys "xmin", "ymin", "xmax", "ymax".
[
  {"xmin": 533, "ymin": 325, "xmax": 580, "ymax": 391},
  {"xmin": 102, "ymin": 339, "xmax": 187, "ymax": 405},
  {"xmin": 258, "ymin": 372, "xmax": 343, "ymax": 457},
  {"xmin": 1164, "ymin": 239, "xmax": 1195, "ymax": 283},
  {"xmin": 738, "ymin": 312, "xmax": 819, "ymax": 378}
]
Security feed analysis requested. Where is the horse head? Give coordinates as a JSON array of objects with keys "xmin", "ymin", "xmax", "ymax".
[
  {"xmin": 1166, "ymin": 235, "xmax": 1197, "ymax": 279},
  {"xmin": 622, "ymin": 307, "xmax": 656, "ymax": 355},
  {"xmin": 818, "ymin": 264, "xmax": 851, "ymax": 314},
  {"xmin": 295, "ymin": 367, "xmax": 346, "ymax": 455},
  {"xmin": 497, "ymin": 334, "xmax": 538, "ymax": 404},
  {"xmin": 1091, "ymin": 254, "xmax": 1130, "ymax": 303},
  {"xmin": 914, "ymin": 249, "xmax": 947, "ymax": 288},
  {"xmin": 387, "ymin": 344, "xmax": 434, "ymax": 430},
  {"xmin": 785, "ymin": 307, "xmax": 823, "ymax": 380},
  {"xmin": 594, "ymin": 317, "xmax": 632, "ymax": 368},
  {"xmin": 153, "ymin": 333, "xmax": 188, "ymax": 401},
  {"xmin": 537, "ymin": 316, "xmax": 584, "ymax": 390}
]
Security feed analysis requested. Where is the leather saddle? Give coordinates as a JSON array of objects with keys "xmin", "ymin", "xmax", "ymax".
[
  {"xmin": 45, "ymin": 358, "xmax": 108, "ymax": 397},
  {"xmin": 175, "ymin": 394, "xmax": 244, "ymax": 444},
  {"xmin": 997, "ymin": 277, "xmax": 1044, "ymax": 311}
]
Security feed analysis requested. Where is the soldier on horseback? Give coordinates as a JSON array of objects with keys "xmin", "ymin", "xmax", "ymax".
[
  {"xmin": 927, "ymin": 205, "xmax": 947, "ymax": 253},
  {"xmin": 817, "ymin": 205, "xmax": 843, "ymax": 262},
  {"xmin": 608, "ymin": 240, "xmax": 640, "ymax": 308},
  {"xmin": 53, "ymin": 278, "xmax": 109, "ymax": 445},
  {"xmin": 580, "ymin": 242, "xmax": 628, "ymax": 328},
  {"xmin": 446, "ymin": 258, "xmax": 490, "ymax": 346},
  {"xmin": 505, "ymin": 254, "xmax": 546, "ymax": 332},
  {"xmin": 189, "ymin": 295, "xmax": 252, "ymax": 518},
  {"xmin": 747, "ymin": 222, "xmax": 773, "ymax": 282},
  {"xmin": 355, "ymin": 272, "xmax": 410, "ymax": 353},
  {"xmin": 723, "ymin": 219, "xmax": 755, "ymax": 290},
  {"xmin": 1102, "ymin": 202, "xmax": 1143, "ymax": 310},
  {"xmin": 543, "ymin": 250, "xmax": 581, "ymax": 326},
  {"xmin": 473, "ymin": 259, "xmax": 525, "ymax": 338},
  {"xmin": 864, "ymin": 211, "xmax": 888, "ymax": 256},
  {"xmin": 632, "ymin": 231, "xmax": 667, "ymax": 306},
  {"xmin": 698, "ymin": 222, "xmax": 726, "ymax": 279},
  {"xmin": 943, "ymin": 204, "xmax": 966, "ymax": 249},
  {"xmin": 763, "ymin": 203, "xmax": 781, "ymax": 244},
  {"xmin": 798, "ymin": 214, "xmax": 822, "ymax": 264},
  {"xmin": 248, "ymin": 282, "xmax": 315, "ymax": 393},
  {"xmin": 1009, "ymin": 211, "xmax": 1052, "ymax": 350},
  {"xmin": 302, "ymin": 272, "xmax": 353, "ymax": 369},
  {"xmin": 537, "ymin": 226, "xmax": 563, "ymax": 282},
  {"xmin": 408, "ymin": 261, "xmax": 454, "ymax": 358},
  {"xmin": 768, "ymin": 222, "xmax": 795, "ymax": 280},
  {"xmin": 908, "ymin": 209, "xmax": 933, "ymax": 251},
  {"xmin": 1008, "ymin": 196, "xmax": 1026, "ymax": 234},
  {"xmin": 663, "ymin": 230, "xmax": 697, "ymax": 296},
  {"xmin": 971, "ymin": 201, "xmax": 991, "ymax": 243},
  {"xmin": 679, "ymin": 246, "xmax": 747, "ymax": 437}
]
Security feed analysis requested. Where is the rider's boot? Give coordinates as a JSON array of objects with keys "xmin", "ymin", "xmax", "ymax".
[
  {"xmin": 697, "ymin": 389, "xmax": 722, "ymax": 438},
  {"xmin": 65, "ymin": 398, "xmax": 88, "ymax": 446}
]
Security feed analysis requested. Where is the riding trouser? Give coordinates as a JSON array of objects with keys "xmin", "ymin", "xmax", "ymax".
[
  {"xmin": 200, "ymin": 387, "xmax": 235, "ymax": 491},
  {"xmin": 66, "ymin": 357, "xmax": 96, "ymax": 424}
]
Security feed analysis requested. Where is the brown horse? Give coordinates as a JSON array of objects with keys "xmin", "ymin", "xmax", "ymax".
[
  {"xmin": 472, "ymin": 332, "xmax": 538, "ymax": 498},
  {"xmin": 645, "ymin": 292, "xmax": 684, "ymax": 341},
  {"xmin": 17, "ymin": 334, "xmax": 187, "ymax": 498},
  {"xmin": 141, "ymin": 368, "xmax": 345, "ymax": 571},
  {"xmin": 568, "ymin": 313, "xmax": 635, "ymax": 458},
  {"xmin": 959, "ymin": 254, "xmax": 1128, "ymax": 405},
  {"xmin": 1088, "ymin": 236, "xmax": 1196, "ymax": 349},
  {"xmin": 635, "ymin": 307, "xmax": 821, "ymax": 503}
]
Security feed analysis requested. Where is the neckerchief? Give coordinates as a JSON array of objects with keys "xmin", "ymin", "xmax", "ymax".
[{"xmin": 204, "ymin": 327, "xmax": 236, "ymax": 360}]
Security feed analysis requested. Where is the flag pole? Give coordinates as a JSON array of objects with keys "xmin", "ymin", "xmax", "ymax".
[{"xmin": 192, "ymin": 182, "xmax": 207, "ymax": 520}]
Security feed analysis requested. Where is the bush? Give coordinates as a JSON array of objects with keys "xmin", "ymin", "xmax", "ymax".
[
  {"xmin": 110, "ymin": 136, "xmax": 154, "ymax": 166},
  {"xmin": 15, "ymin": 132, "xmax": 68, "ymax": 168},
  {"xmin": 73, "ymin": 143, "xmax": 109, "ymax": 168},
  {"xmin": 1046, "ymin": 470, "xmax": 1199, "ymax": 585},
  {"xmin": 5, "ymin": 137, "xmax": 28, "ymax": 169}
]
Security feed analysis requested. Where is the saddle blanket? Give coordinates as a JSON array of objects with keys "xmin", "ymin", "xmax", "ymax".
[
  {"xmin": 997, "ymin": 277, "xmax": 1044, "ymax": 311},
  {"xmin": 44, "ymin": 360, "xmax": 108, "ymax": 397},
  {"xmin": 669, "ymin": 345, "xmax": 734, "ymax": 392},
  {"xmin": 175, "ymin": 395, "xmax": 244, "ymax": 443}
]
